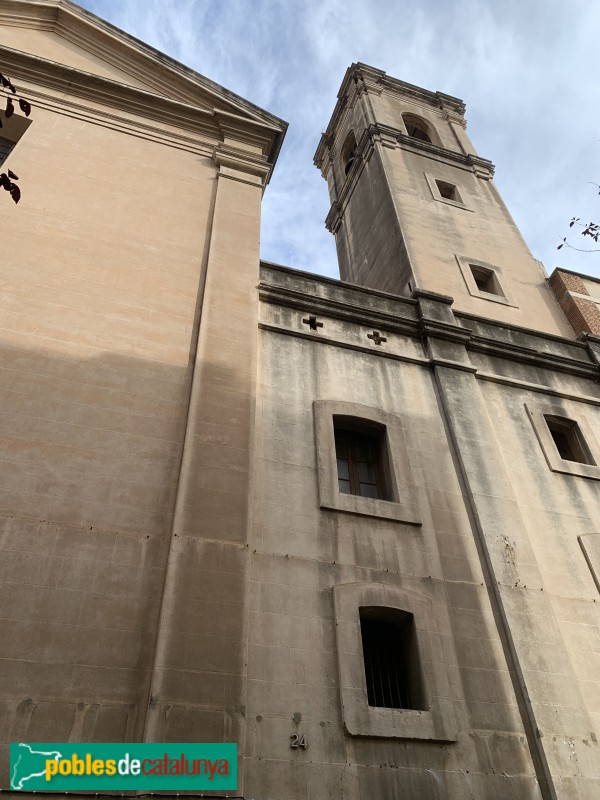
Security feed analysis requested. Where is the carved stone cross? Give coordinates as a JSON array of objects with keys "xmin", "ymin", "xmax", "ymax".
[
  {"xmin": 367, "ymin": 330, "xmax": 387, "ymax": 345},
  {"xmin": 303, "ymin": 315, "xmax": 323, "ymax": 331}
]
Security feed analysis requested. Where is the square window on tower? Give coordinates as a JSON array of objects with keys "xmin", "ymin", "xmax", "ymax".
[
  {"xmin": 455, "ymin": 256, "xmax": 518, "ymax": 308},
  {"xmin": 544, "ymin": 415, "xmax": 595, "ymax": 465},
  {"xmin": 469, "ymin": 264, "xmax": 504, "ymax": 297},
  {"xmin": 435, "ymin": 179, "xmax": 458, "ymax": 201}
]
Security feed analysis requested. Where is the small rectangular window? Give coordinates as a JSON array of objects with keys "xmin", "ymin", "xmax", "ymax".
[
  {"xmin": 469, "ymin": 264, "xmax": 504, "ymax": 297},
  {"xmin": 544, "ymin": 415, "xmax": 595, "ymax": 465},
  {"xmin": 360, "ymin": 608, "xmax": 426, "ymax": 711},
  {"xmin": 456, "ymin": 256, "xmax": 516, "ymax": 307},
  {"xmin": 334, "ymin": 423, "xmax": 388, "ymax": 499},
  {"xmin": 435, "ymin": 179, "xmax": 457, "ymax": 201},
  {"xmin": 426, "ymin": 174, "xmax": 469, "ymax": 209}
]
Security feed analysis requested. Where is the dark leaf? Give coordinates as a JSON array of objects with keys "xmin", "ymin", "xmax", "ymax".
[
  {"xmin": 0, "ymin": 173, "xmax": 11, "ymax": 191},
  {"xmin": 557, "ymin": 244, "xmax": 563, "ymax": 250},
  {"xmin": 18, "ymin": 98, "xmax": 31, "ymax": 116},
  {"xmin": 5, "ymin": 97, "xmax": 14, "ymax": 118},
  {"xmin": 0, "ymin": 73, "xmax": 16, "ymax": 93},
  {"xmin": 7, "ymin": 169, "xmax": 18, "ymax": 180},
  {"xmin": 569, "ymin": 221, "xmax": 575, "ymax": 227},
  {"xmin": 10, "ymin": 183, "xmax": 20, "ymax": 204}
]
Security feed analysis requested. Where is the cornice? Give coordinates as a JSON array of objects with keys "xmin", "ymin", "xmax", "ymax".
[
  {"xmin": 259, "ymin": 284, "xmax": 419, "ymax": 337},
  {"xmin": 213, "ymin": 144, "xmax": 272, "ymax": 189},
  {"xmin": 467, "ymin": 336, "xmax": 596, "ymax": 379},
  {"xmin": 314, "ymin": 62, "xmax": 466, "ymax": 170},
  {"xmin": 323, "ymin": 122, "xmax": 495, "ymax": 231},
  {"xmin": 0, "ymin": 4, "xmax": 56, "ymax": 30},
  {"xmin": 0, "ymin": 44, "xmax": 280, "ymax": 172},
  {"xmin": 258, "ymin": 264, "xmax": 600, "ymax": 388},
  {"xmin": 0, "ymin": 44, "xmax": 214, "ymax": 134},
  {"xmin": 215, "ymin": 110, "xmax": 280, "ymax": 158},
  {"xmin": 371, "ymin": 123, "xmax": 494, "ymax": 175},
  {"xmin": 1, "ymin": 0, "xmax": 287, "ymax": 164}
]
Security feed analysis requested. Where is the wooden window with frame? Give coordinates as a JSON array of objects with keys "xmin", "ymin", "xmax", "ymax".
[
  {"xmin": 334, "ymin": 420, "xmax": 389, "ymax": 500},
  {"xmin": 313, "ymin": 401, "xmax": 421, "ymax": 524}
]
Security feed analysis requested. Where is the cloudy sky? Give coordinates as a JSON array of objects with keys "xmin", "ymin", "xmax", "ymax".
[{"xmin": 79, "ymin": 0, "xmax": 600, "ymax": 281}]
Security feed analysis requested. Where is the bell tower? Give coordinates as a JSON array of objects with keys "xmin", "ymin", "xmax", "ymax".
[{"xmin": 314, "ymin": 64, "xmax": 572, "ymax": 337}]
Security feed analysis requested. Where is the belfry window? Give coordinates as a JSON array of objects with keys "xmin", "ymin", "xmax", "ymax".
[
  {"xmin": 334, "ymin": 420, "xmax": 388, "ymax": 499},
  {"xmin": 340, "ymin": 130, "xmax": 358, "ymax": 176},
  {"xmin": 402, "ymin": 114, "xmax": 433, "ymax": 144},
  {"xmin": 360, "ymin": 608, "xmax": 426, "ymax": 710},
  {"xmin": 544, "ymin": 415, "xmax": 595, "ymax": 465}
]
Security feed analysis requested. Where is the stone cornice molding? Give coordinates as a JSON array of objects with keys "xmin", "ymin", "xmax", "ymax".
[
  {"xmin": 0, "ymin": 44, "xmax": 279, "ymax": 174},
  {"xmin": 258, "ymin": 264, "xmax": 600, "ymax": 386},
  {"xmin": 314, "ymin": 64, "xmax": 383, "ymax": 169},
  {"xmin": 213, "ymin": 144, "xmax": 271, "ymax": 189},
  {"xmin": 0, "ymin": 43, "xmax": 211, "ymax": 131},
  {"xmin": 372, "ymin": 122, "xmax": 494, "ymax": 176},
  {"xmin": 2, "ymin": 1, "xmax": 287, "ymax": 129},
  {"xmin": 1, "ymin": 1, "xmax": 286, "ymax": 169},
  {"xmin": 215, "ymin": 110, "xmax": 280, "ymax": 157},
  {"xmin": 323, "ymin": 122, "xmax": 494, "ymax": 229},
  {"xmin": 314, "ymin": 62, "xmax": 466, "ymax": 169}
]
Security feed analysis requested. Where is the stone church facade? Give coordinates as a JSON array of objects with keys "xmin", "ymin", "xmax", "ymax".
[{"xmin": 0, "ymin": 1, "xmax": 599, "ymax": 798}]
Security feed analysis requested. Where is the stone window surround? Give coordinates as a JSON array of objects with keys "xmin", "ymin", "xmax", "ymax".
[
  {"xmin": 526, "ymin": 402, "xmax": 600, "ymax": 480},
  {"xmin": 313, "ymin": 400, "xmax": 421, "ymax": 525},
  {"xmin": 333, "ymin": 582, "xmax": 458, "ymax": 741},
  {"xmin": 455, "ymin": 254, "xmax": 518, "ymax": 308},
  {"xmin": 425, "ymin": 172, "xmax": 472, "ymax": 211}
]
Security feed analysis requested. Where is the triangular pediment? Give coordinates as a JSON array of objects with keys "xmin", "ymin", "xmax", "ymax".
[{"xmin": 0, "ymin": 0, "xmax": 285, "ymax": 132}]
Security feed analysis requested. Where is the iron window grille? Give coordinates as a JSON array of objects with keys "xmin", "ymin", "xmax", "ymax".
[{"xmin": 360, "ymin": 608, "xmax": 426, "ymax": 711}]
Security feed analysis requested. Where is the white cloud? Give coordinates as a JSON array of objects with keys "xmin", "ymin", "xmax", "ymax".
[{"xmin": 80, "ymin": 0, "xmax": 600, "ymax": 279}]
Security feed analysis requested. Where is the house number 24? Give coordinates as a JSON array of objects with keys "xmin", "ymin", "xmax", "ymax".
[{"xmin": 290, "ymin": 733, "xmax": 308, "ymax": 749}]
